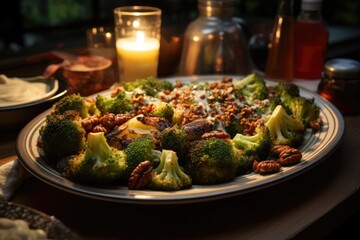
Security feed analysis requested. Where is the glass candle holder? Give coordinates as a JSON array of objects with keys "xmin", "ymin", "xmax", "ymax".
[
  {"xmin": 86, "ymin": 27, "xmax": 116, "ymax": 62},
  {"xmin": 114, "ymin": 6, "xmax": 161, "ymax": 82}
]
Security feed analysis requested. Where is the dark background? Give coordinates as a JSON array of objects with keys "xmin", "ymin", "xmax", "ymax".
[{"xmin": 1, "ymin": 0, "xmax": 360, "ymax": 64}]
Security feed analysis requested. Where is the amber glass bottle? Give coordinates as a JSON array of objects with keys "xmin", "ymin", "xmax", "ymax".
[
  {"xmin": 294, "ymin": 0, "xmax": 329, "ymax": 79},
  {"xmin": 265, "ymin": 0, "xmax": 294, "ymax": 82}
]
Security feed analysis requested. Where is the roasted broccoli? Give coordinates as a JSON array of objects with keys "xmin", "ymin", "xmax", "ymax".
[
  {"xmin": 158, "ymin": 125, "xmax": 188, "ymax": 163},
  {"xmin": 124, "ymin": 136, "xmax": 161, "ymax": 178},
  {"xmin": 234, "ymin": 73, "xmax": 268, "ymax": 104},
  {"xmin": 57, "ymin": 132, "xmax": 126, "ymax": 184},
  {"xmin": 95, "ymin": 89, "xmax": 133, "ymax": 115},
  {"xmin": 233, "ymin": 124, "xmax": 271, "ymax": 160},
  {"xmin": 232, "ymin": 146, "xmax": 258, "ymax": 175},
  {"xmin": 52, "ymin": 93, "xmax": 96, "ymax": 118},
  {"xmin": 232, "ymin": 124, "xmax": 271, "ymax": 174},
  {"xmin": 265, "ymin": 105, "xmax": 305, "ymax": 147},
  {"xmin": 274, "ymin": 82, "xmax": 300, "ymax": 101},
  {"xmin": 223, "ymin": 117, "xmax": 245, "ymax": 138},
  {"xmin": 150, "ymin": 102, "xmax": 174, "ymax": 121},
  {"xmin": 149, "ymin": 149, "xmax": 192, "ymax": 191},
  {"xmin": 123, "ymin": 76, "xmax": 174, "ymax": 97},
  {"xmin": 284, "ymin": 96, "xmax": 321, "ymax": 129},
  {"xmin": 186, "ymin": 138, "xmax": 237, "ymax": 184},
  {"xmin": 39, "ymin": 110, "xmax": 86, "ymax": 163}
]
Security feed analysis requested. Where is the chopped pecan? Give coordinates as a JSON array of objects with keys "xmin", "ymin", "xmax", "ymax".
[
  {"xmin": 100, "ymin": 113, "xmax": 117, "ymax": 130},
  {"xmin": 278, "ymin": 148, "xmax": 302, "ymax": 166},
  {"xmin": 253, "ymin": 160, "xmax": 281, "ymax": 175},
  {"xmin": 270, "ymin": 145, "xmax": 291, "ymax": 157},
  {"xmin": 128, "ymin": 160, "xmax": 154, "ymax": 190},
  {"xmin": 201, "ymin": 131, "xmax": 230, "ymax": 140},
  {"xmin": 81, "ymin": 116, "xmax": 100, "ymax": 132},
  {"xmin": 92, "ymin": 124, "xmax": 109, "ymax": 134}
]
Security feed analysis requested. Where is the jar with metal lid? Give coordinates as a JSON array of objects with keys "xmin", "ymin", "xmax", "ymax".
[{"xmin": 318, "ymin": 58, "xmax": 360, "ymax": 114}]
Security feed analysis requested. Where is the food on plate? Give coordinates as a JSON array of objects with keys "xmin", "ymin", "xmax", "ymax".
[
  {"xmin": 148, "ymin": 149, "xmax": 192, "ymax": 191},
  {"xmin": 39, "ymin": 110, "xmax": 86, "ymax": 162},
  {"xmin": 37, "ymin": 74, "xmax": 323, "ymax": 191}
]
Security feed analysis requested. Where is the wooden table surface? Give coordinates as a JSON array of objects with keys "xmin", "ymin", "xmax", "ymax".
[{"xmin": 0, "ymin": 58, "xmax": 359, "ymax": 239}]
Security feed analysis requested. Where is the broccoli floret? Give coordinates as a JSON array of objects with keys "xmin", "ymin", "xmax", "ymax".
[
  {"xmin": 149, "ymin": 150, "xmax": 192, "ymax": 191},
  {"xmin": 57, "ymin": 132, "xmax": 126, "ymax": 184},
  {"xmin": 52, "ymin": 93, "xmax": 95, "ymax": 118},
  {"xmin": 274, "ymin": 82, "xmax": 300, "ymax": 100},
  {"xmin": 95, "ymin": 89, "xmax": 133, "ymax": 115},
  {"xmin": 40, "ymin": 110, "xmax": 86, "ymax": 163},
  {"xmin": 186, "ymin": 138, "xmax": 237, "ymax": 184},
  {"xmin": 285, "ymin": 96, "xmax": 321, "ymax": 129},
  {"xmin": 158, "ymin": 125, "xmax": 188, "ymax": 163},
  {"xmin": 234, "ymin": 73, "xmax": 268, "ymax": 104},
  {"xmin": 232, "ymin": 146, "xmax": 258, "ymax": 175},
  {"xmin": 233, "ymin": 125, "xmax": 271, "ymax": 160},
  {"xmin": 124, "ymin": 136, "xmax": 161, "ymax": 178},
  {"xmin": 123, "ymin": 76, "xmax": 174, "ymax": 97},
  {"xmin": 151, "ymin": 102, "xmax": 174, "ymax": 121},
  {"xmin": 265, "ymin": 105, "xmax": 305, "ymax": 147},
  {"xmin": 223, "ymin": 117, "xmax": 245, "ymax": 138}
]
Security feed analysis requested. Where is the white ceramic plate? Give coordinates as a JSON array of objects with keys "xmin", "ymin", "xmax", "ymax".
[{"xmin": 16, "ymin": 75, "xmax": 345, "ymax": 204}]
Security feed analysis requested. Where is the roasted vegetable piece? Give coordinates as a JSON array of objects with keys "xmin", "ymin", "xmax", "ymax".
[
  {"xmin": 122, "ymin": 76, "xmax": 174, "ymax": 97},
  {"xmin": 233, "ymin": 124, "xmax": 271, "ymax": 160},
  {"xmin": 233, "ymin": 148, "xmax": 258, "ymax": 175},
  {"xmin": 106, "ymin": 114, "xmax": 171, "ymax": 148},
  {"xmin": 285, "ymin": 96, "xmax": 321, "ymax": 129},
  {"xmin": 57, "ymin": 132, "xmax": 127, "ymax": 184},
  {"xmin": 39, "ymin": 110, "xmax": 86, "ymax": 163},
  {"xmin": 234, "ymin": 73, "xmax": 268, "ymax": 104},
  {"xmin": 274, "ymin": 82, "xmax": 321, "ymax": 129},
  {"xmin": 95, "ymin": 89, "xmax": 133, "ymax": 115},
  {"xmin": 275, "ymin": 82, "xmax": 300, "ymax": 100},
  {"xmin": 124, "ymin": 136, "xmax": 161, "ymax": 178},
  {"xmin": 150, "ymin": 102, "xmax": 174, "ymax": 121},
  {"xmin": 158, "ymin": 125, "xmax": 188, "ymax": 163},
  {"xmin": 252, "ymin": 97, "xmax": 282, "ymax": 123},
  {"xmin": 186, "ymin": 138, "xmax": 237, "ymax": 184},
  {"xmin": 265, "ymin": 105, "xmax": 305, "ymax": 147},
  {"xmin": 149, "ymin": 150, "xmax": 192, "ymax": 191},
  {"xmin": 52, "ymin": 93, "xmax": 97, "ymax": 118},
  {"xmin": 182, "ymin": 118, "xmax": 213, "ymax": 141}
]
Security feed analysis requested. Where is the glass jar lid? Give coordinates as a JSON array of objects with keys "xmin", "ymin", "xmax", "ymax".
[{"xmin": 324, "ymin": 58, "xmax": 360, "ymax": 80}]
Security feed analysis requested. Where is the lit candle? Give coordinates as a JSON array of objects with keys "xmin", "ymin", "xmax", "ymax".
[{"xmin": 116, "ymin": 31, "xmax": 160, "ymax": 82}]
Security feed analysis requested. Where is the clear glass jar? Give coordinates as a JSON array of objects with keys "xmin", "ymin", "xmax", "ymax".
[
  {"xmin": 318, "ymin": 58, "xmax": 360, "ymax": 114},
  {"xmin": 178, "ymin": 0, "xmax": 250, "ymax": 75}
]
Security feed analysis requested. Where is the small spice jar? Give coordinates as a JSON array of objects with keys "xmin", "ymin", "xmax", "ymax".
[{"xmin": 318, "ymin": 58, "xmax": 360, "ymax": 114}]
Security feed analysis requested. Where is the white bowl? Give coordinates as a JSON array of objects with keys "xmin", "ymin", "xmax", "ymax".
[{"xmin": 0, "ymin": 76, "xmax": 67, "ymax": 129}]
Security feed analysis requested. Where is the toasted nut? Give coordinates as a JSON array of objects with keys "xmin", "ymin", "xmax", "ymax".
[
  {"xmin": 128, "ymin": 160, "xmax": 154, "ymax": 190},
  {"xmin": 279, "ymin": 148, "xmax": 302, "ymax": 166},
  {"xmin": 201, "ymin": 131, "xmax": 230, "ymax": 140},
  {"xmin": 270, "ymin": 145, "xmax": 291, "ymax": 157},
  {"xmin": 253, "ymin": 160, "xmax": 281, "ymax": 175}
]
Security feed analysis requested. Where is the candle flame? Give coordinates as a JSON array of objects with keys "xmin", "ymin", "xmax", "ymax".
[
  {"xmin": 136, "ymin": 31, "xmax": 145, "ymax": 44},
  {"xmin": 133, "ymin": 20, "xmax": 140, "ymax": 28}
]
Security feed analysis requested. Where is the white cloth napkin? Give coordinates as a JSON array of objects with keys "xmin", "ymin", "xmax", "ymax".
[{"xmin": 0, "ymin": 160, "xmax": 28, "ymax": 201}]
